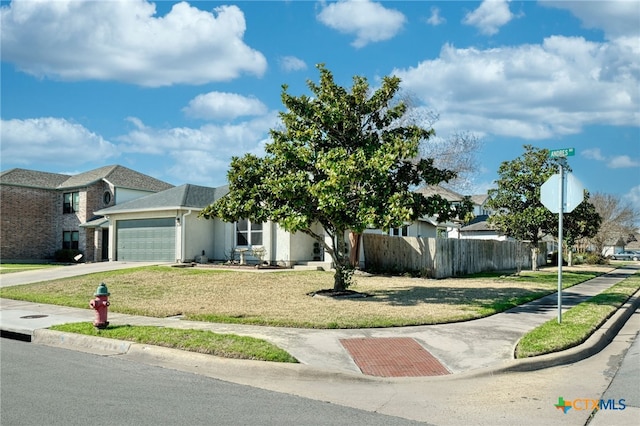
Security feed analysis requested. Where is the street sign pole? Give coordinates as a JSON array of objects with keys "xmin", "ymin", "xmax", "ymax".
[
  {"xmin": 557, "ymin": 161, "xmax": 564, "ymax": 324},
  {"xmin": 541, "ymin": 148, "xmax": 581, "ymax": 324}
]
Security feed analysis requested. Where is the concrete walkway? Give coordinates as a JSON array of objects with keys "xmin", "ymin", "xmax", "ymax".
[{"xmin": 1, "ymin": 262, "xmax": 638, "ymax": 377}]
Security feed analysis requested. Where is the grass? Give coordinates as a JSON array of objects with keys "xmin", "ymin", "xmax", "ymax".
[
  {"xmin": 0, "ymin": 264, "xmax": 610, "ymax": 328},
  {"xmin": 0, "ymin": 263, "xmax": 63, "ymax": 274},
  {"xmin": 515, "ymin": 272, "xmax": 640, "ymax": 358},
  {"xmin": 49, "ymin": 322, "xmax": 297, "ymax": 363}
]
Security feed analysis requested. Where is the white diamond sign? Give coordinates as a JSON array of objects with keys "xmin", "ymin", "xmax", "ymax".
[{"xmin": 540, "ymin": 172, "xmax": 584, "ymax": 213}]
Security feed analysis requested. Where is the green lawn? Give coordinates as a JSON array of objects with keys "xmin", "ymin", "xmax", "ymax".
[
  {"xmin": 515, "ymin": 273, "xmax": 639, "ymax": 358},
  {"xmin": 50, "ymin": 322, "xmax": 297, "ymax": 363}
]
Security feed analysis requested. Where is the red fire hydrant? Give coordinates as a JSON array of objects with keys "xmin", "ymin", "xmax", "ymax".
[{"xmin": 89, "ymin": 283, "xmax": 110, "ymax": 329}]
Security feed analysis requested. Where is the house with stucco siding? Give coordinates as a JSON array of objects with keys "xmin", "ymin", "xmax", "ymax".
[{"xmin": 94, "ymin": 183, "xmax": 331, "ymax": 267}]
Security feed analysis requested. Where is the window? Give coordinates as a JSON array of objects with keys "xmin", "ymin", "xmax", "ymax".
[
  {"xmin": 63, "ymin": 231, "xmax": 79, "ymax": 249},
  {"xmin": 103, "ymin": 191, "xmax": 112, "ymax": 205},
  {"xmin": 436, "ymin": 228, "xmax": 448, "ymax": 239},
  {"xmin": 389, "ymin": 226, "xmax": 408, "ymax": 237},
  {"xmin": 236, "ymin": 219, "xmax": 263, "ymax": 246},
  {"xmin": 63, "ymin": 192, "xmax": 79, "ymax": 214}
]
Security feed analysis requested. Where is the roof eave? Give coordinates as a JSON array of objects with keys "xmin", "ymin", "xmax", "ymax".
[{"xmin": 95, "ymin": 206, "xmax": 200, "ymax": 215}]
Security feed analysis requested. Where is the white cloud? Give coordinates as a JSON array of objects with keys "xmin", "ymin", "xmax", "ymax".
[
  {"xmin": 541, "ymin": 0, "xmax": 640, "ymax": 40},
  {"xmin": 426, "ymin": 7, "xmax": 446, "ymax": 26},
  {"xmin": 317, "ymin": 0, "xmax": 406, "ymax": 48},
  {"xmin": 393, "ymin": 36, "xmax": 639, "ymax": 140},
  {"xmin": 0, "ymin": 118, "xmax": 117, "ymax": 165},
  {"xmin": 279, "ymin": 56, "xmax": 307, "ymax": 72},
  {"xmin": 0, "ymin": 0, "xmax": 266, "ymax": 87},
  {"xmin": 626, "ymin": 185, "xmax": 640, "ymax": 214},
  {"xmin": 183, "ymin": 92, "xmax": 268, "ymax": 121},
  {"xmin": 582, "ymin": 148, "xmax": 639, "ymax": 169},
  {"xmin": 582, "ymin": 148, "xmax": 606, "ymax": 161},
  {"xmin": 608, "ymin": 155, "xmax": 639, "ymax": 169},
  {"xmin": 167, "ymin": 151, "xmax": 234, "ymax": 187},
  {"xmin": 117, "ymin": 113, "xmax": 279, "ymax": 184},
  {"xmin": 462, "ymin": 0, "xmax": 514, "ymax": 36}
]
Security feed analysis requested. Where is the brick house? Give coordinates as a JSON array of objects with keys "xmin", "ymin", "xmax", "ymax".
[{"xmin": 0, "ymin": 165, "xmax": 173, "ymax": 262}]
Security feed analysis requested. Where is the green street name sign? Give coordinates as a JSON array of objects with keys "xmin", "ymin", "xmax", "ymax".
[{"xmin": 549, "ymin": 147, "xmax": 575, "ymax": 158}]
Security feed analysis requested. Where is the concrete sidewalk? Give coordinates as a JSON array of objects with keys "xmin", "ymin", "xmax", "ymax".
[
  {"xmin": 0, "ymin": 261, "xmax": 160, "ymax": 288},
  {"xmin": 1, "ymin": 263, "xmax": 638, "ymax": 378}
]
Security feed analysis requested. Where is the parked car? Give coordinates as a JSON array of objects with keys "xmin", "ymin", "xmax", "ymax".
[{"xmin": 610, "ymin": 251, "xmax": 640, "ymax": 261}]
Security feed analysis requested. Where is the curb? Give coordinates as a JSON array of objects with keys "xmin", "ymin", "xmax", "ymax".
[
  {"xmin": 33, "ymin": 329, "xmax": 132, "ymax": 356},
  {"xmin": 454, "ymin": 289, "xmax": 640, "ymax": 379}
]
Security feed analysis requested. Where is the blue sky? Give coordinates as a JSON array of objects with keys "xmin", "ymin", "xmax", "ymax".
[{"xmin": 1, "ymin": 0, "xmax": 639, "ymax": 211}]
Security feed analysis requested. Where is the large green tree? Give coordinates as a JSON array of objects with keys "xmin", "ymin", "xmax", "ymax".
[
  {"xmin": 562, "ymin": 191, "xmax": 601, "ymax": 265},
  {"xmin": 200, "ymin": 64, "xmax": 471, "ymax": 291},
  {"xmin": 487, "ymin": 145, "xmax": 600, "ymax": 270}
]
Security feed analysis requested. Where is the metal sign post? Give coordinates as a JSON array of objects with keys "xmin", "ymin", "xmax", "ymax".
[
  {"xmin": 557, "ymin": 161, "xmax": 564, "ymax": 324},
  {"xmin": 541, "ymin": 148, "xmax": 583, "ymax": 324}
]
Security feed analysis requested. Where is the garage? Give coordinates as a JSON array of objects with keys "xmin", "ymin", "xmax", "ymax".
[{"xmin": 116, "ymin": 218, "xmax": 176, "ymax": 262}]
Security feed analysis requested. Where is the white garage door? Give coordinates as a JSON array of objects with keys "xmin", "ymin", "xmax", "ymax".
[{"xmin": 116, "ymin": 218, "xmax": 175, "ymax": 262}]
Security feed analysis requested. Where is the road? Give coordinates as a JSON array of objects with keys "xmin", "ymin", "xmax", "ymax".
[{"xmin": 0, "ymin": 339, "xmax": 424, "ymax": 426}]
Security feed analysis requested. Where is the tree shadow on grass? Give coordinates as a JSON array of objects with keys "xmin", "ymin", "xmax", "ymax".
[{"xmin": 354, "ymin": 285, "xmax": 548, "ymax": 311}]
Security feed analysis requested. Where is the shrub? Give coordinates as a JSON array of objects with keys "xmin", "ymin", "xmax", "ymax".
[{"xmin": 584, "ymin": 252, "xmax": 608, "ymax": 265}]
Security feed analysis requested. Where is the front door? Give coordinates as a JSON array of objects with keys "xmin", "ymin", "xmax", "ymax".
[{"xmin": 101, "ymin": 229, "xmax": 109, "ymax": 261}]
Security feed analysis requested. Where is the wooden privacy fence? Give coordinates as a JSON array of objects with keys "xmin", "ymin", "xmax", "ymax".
[{"xmin": 362, "ymin": 234, "xmax": 546, "ymax": 279}]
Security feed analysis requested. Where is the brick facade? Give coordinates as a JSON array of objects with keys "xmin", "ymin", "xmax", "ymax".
[
  {"xmin": 1, "ymin": 166, "xmax": 172, "ymax": 262},
  {"xmin": 0, "ymin": 185, "xmax": 59, "ymax": 259}
]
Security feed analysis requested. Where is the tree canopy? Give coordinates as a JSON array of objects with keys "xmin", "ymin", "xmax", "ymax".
[
  {"xmin": 562, "ymin": 191, "xmax": 601, "ymax": 264},
  {"xmin": 486, "ymin": 145, "xmax": 601, "ymax": 269},
  {"xmin": 200, "ymin": 64, "xmax": 471, "ymax": 291}
]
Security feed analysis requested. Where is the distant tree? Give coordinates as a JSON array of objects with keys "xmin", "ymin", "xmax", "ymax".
[
  {"xmin": 562, "ymin": 191, "xmax": 601, "ymax": 265},
  {"xmin": 487, "ymin": 145, "xmax": 568, "ymax": 270},
  {"xmin": 397, "ymin": 102, "xmax": 483, "ymax": 194},
  {"xmin": 588, "ymin": 192, "xmax": 640, "ymax": 255},
  {"xmin": 200, "ymin": 64, "xmax": 471, "ymax": 291},
  {"xmin": 423, "ymin": 130, "xmax": 482, "ymax": 194}
]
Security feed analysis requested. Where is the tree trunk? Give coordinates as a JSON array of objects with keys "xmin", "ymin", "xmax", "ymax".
[
  {"xmin": 333, "ymin": 264, "xmax": 346, "ymax": 292},
  {"xmin": 567, "ymin": 249, "xmax": 573, "ymax": 266},
  {"xmin": 348, "ymin": 232, "xmax": 361, "ymax": 268},
  {"xmin": 530, "ymin": 245, "xmax": 539, "ymax": 271},
  {"xmin": 332, "ymin": 229, "xmax": 350, "ymax": 292}
]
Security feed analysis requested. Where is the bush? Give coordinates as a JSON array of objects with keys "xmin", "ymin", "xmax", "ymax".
[
  {"xmin": 572, "ymin": 254, "xmax": 585, "ymax": 265},
  {"xmin": 584, "ymin": 252, "xmax": 608, "ymax": 265},
  {"xmin": 54, "ymin": 249, "xmax": 83, "ymax": 263}
]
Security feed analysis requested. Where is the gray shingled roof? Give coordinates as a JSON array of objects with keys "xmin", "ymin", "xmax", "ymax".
[
  {"xmin": 460, "ymin": 215, "xmax": 494, "ymax": 232},
  {"xmin": 95, "ymin": 184, "xmax": 229, "ymax": 214},
  {"xmin": 0, "ymin": 168, "xmax": 70, "ymax": 189},
  {"xmin": 59, "ymin": 165, "xmax": 173, "ymax": 191},
  {"xmin": 471, "ymin": 194, "xmax": 489, "ymax": 206},
  {"xmin": 415, "ymin": 185, "xmax": 465, "ymax": 202},
  {"xmin": 1, "ymin": 165, "xmax": 173, "ymax": 192}
]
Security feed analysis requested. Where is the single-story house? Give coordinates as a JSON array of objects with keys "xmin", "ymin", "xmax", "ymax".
[
  {"xmin": 94, "ymin": 183, "xmax": 331, "ymax": 267},
  {"xmin": 602, "ymin": 237, "xmax": 629, "ymax": 257}
]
